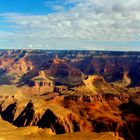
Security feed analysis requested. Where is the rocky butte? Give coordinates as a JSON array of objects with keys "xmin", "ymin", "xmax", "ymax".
[{"xmin": 0, "ymin": 50, "xmax": 140, "ymax": 140}]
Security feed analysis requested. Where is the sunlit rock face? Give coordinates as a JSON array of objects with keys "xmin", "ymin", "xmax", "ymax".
[
  {"xmin": 0, "ymin": 117, "xmax": 123, "ymax": 140},
  {"xmin": 0, "ymin": 50, "xmax": 139, "ymax": 140},
  {"xmin": 0, "ymin": 86, "xmax": 139, "ymax": 140}
]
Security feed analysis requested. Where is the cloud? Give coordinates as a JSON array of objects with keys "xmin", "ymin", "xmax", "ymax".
[
  {"xmin": 44, "ymin": 0, "xmax": 77, "ymax": 11},
  {"xmin": 0, "ymin": 0, "xmax": 140, "ymax": 50}
]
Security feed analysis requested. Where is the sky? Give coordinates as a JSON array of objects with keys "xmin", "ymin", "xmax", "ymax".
[{"xmin": 0, "ymin": 0, "xmax": 140, "ymax": 51}]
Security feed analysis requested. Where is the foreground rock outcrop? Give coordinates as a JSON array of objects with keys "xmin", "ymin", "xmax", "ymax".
[
  {"xmin": 0, "ymin": 117, "xmax": 123, "ymax": 140},
  {"xmin": 0, "ymin": 82, "xmax": 139, "ymax": 140}
]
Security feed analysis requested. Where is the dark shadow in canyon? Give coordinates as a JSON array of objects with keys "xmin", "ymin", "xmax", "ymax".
[
  {"xmin": 1, "ymin": 102, "xmax": 17, "ymax": 123},
  {"xmin": 13, "ymin": 102, "xmax": 34, "ymax": 127},
  {"xmin": 37, "ymin": 109, "xmax": 65, "ymax": 134}
]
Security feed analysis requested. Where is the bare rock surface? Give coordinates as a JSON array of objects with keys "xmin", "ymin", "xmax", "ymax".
[{"xmin": 0, "ymin": 50, "xmax": 140, "ymax": 140}]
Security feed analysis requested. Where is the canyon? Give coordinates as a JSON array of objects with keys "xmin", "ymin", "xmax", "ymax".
[{"xmin": 0, "ymin": 50, "xmax": 140, "ymax": 140}]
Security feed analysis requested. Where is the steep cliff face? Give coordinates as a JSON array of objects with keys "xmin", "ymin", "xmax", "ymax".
[
  {"xmin": 68, "ymin": 52, "xmax": 140, "ymax": 86},
  {"xmin": 61, "ymin": 94, "xmax": 140, "ymax": 140},
  {"xmin": 0, "ymin": 50, "xmax": 139, "ymax": 86},
  {"xmin": 45, "ymin": 56, "xmax": 86, "ymax": 87},
  {"xmin": 0, "ymin": 50, "xmax": 34, "ymax": 84},
  {"xmin": 0, "ymin": 99, "xmax": 92, "ymax": 134},
  {"xmin": 6, "ymin": 57, "xmax": 33, "ymax": 83},
  {"xmin": 0, "ymin": 88, "xmax": 139, "ymax": 140}
]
